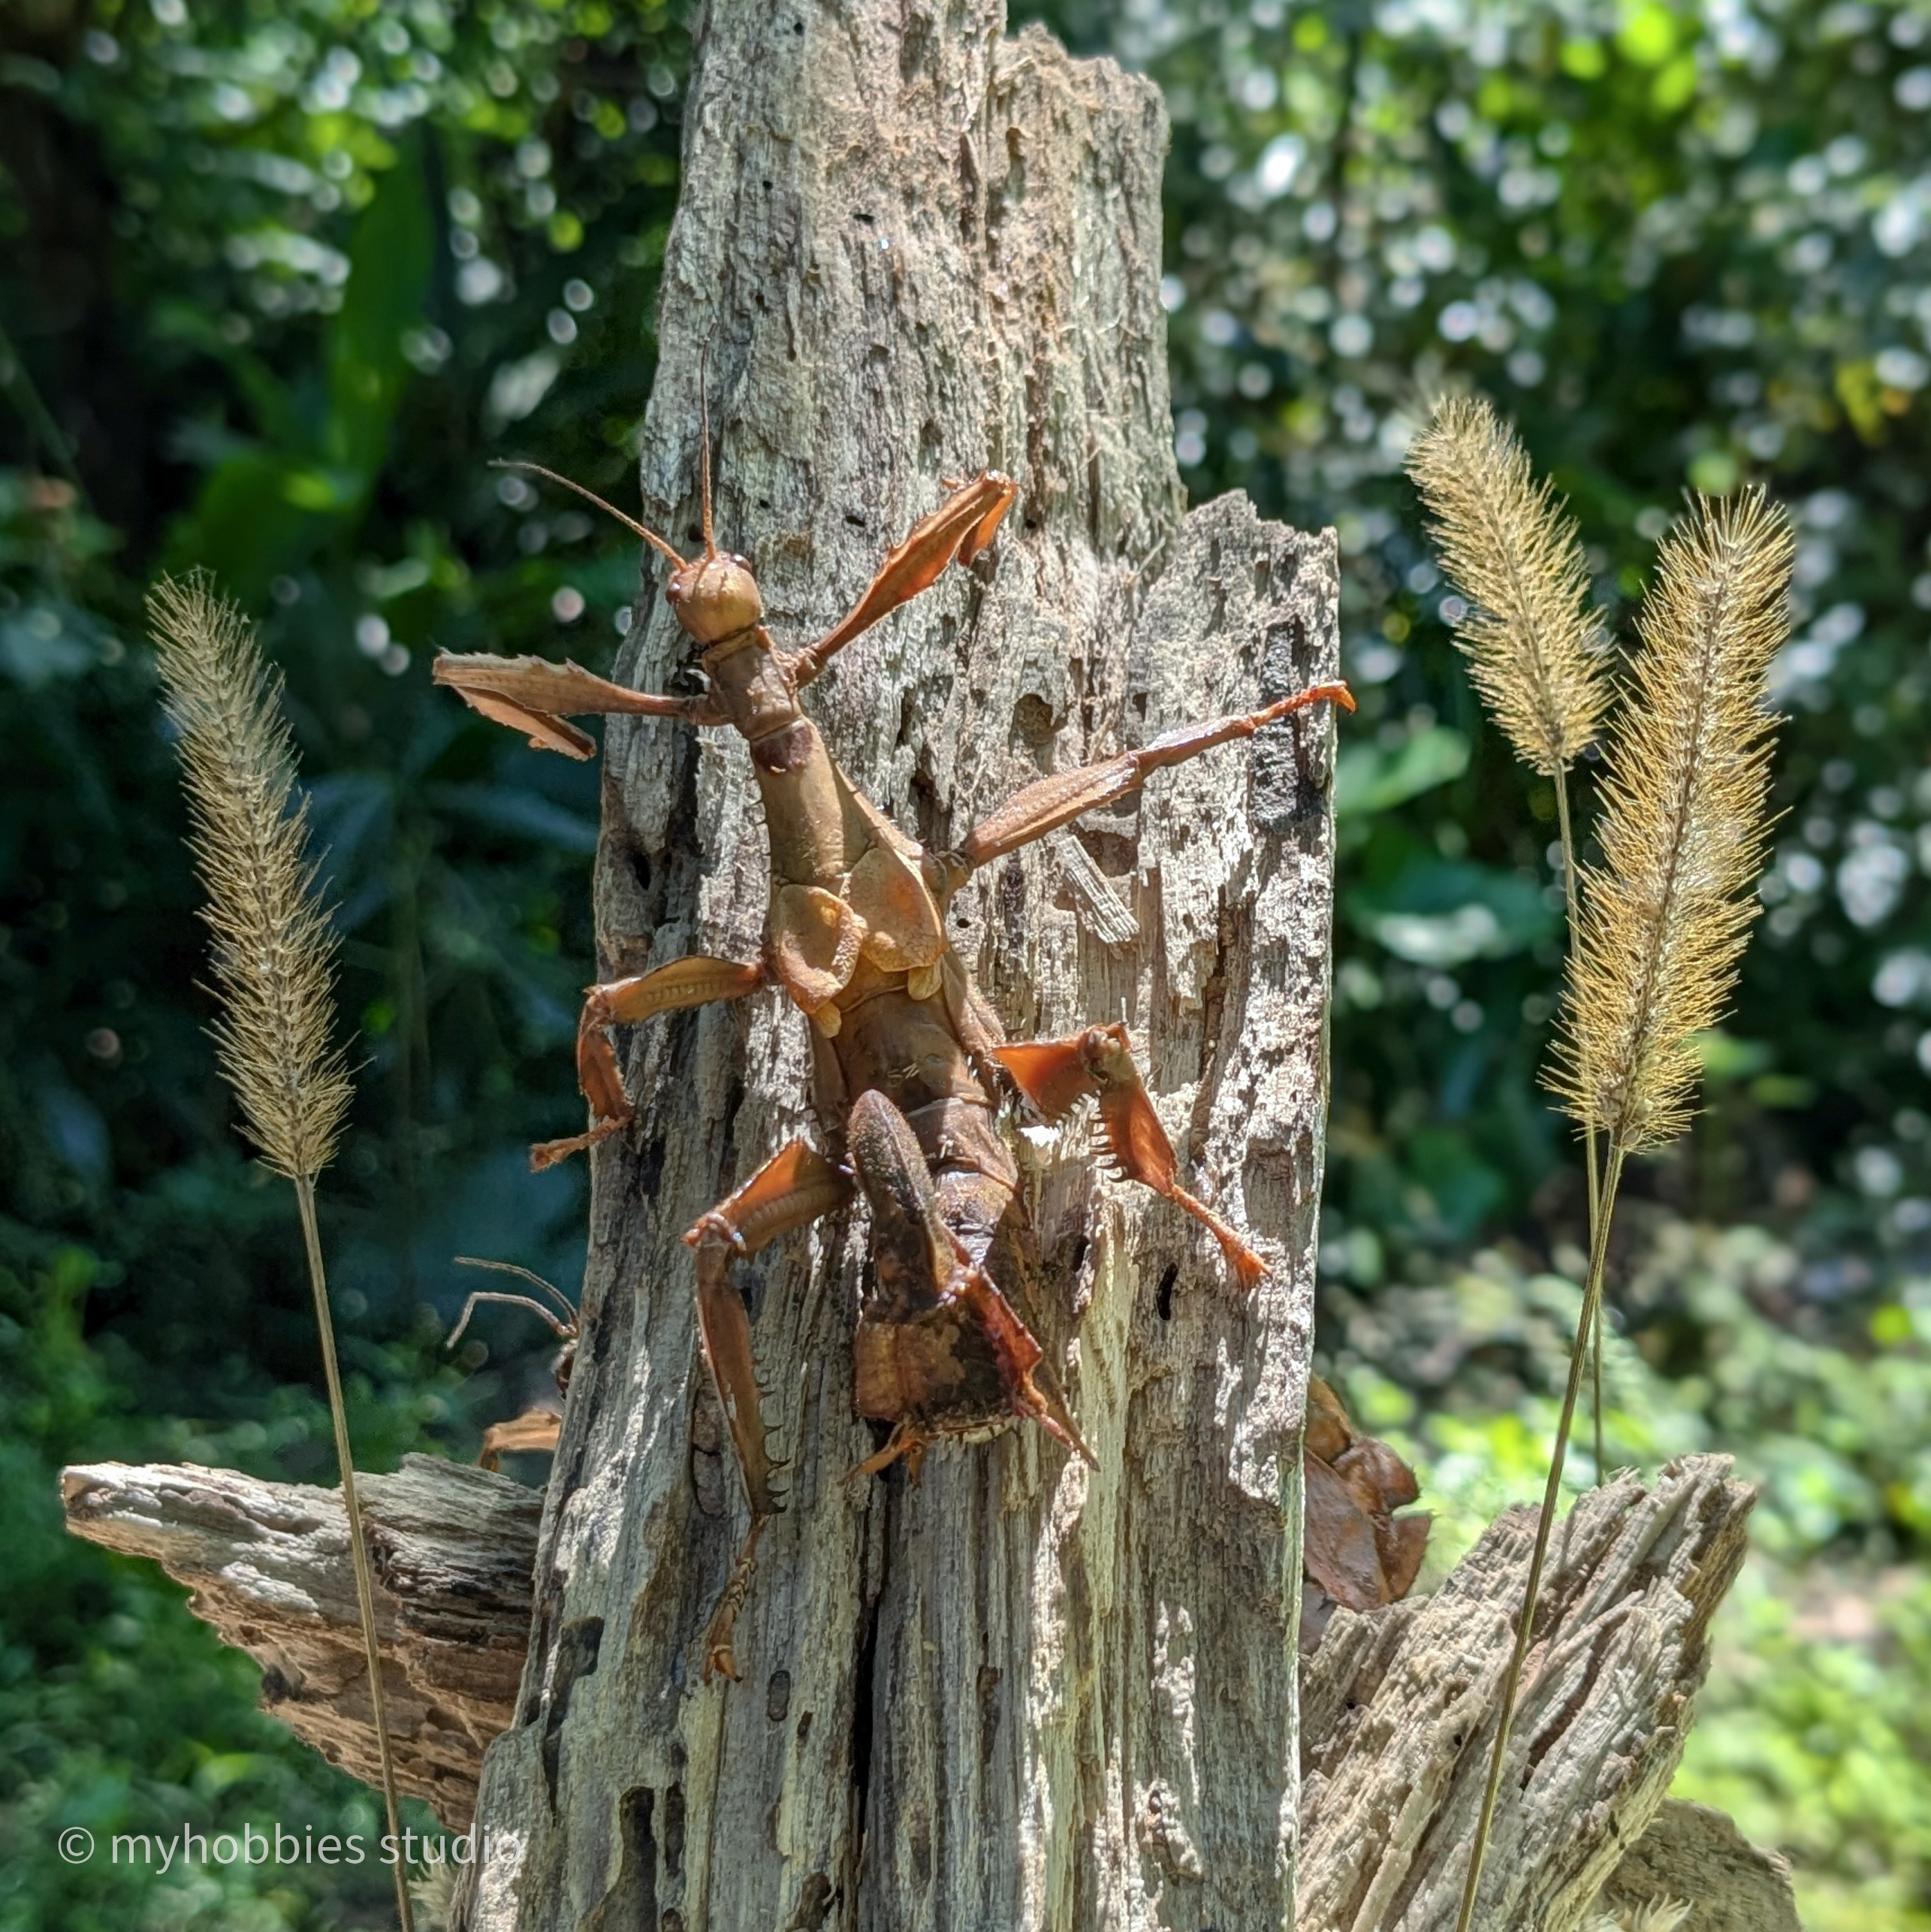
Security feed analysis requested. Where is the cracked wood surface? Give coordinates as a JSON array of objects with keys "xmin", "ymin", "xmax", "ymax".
[
  {"xmin": 1299, "ymin": 1455, "xmax": 1758, "ymax": 1932},
  {"xmin": 1592, "ymin": 1800, "xmax": 1800, "ymax": 1932},
  {"xmin": 443, "ymin": 2, "xmax": 1338, "ymax": 1927},
  {"xmin": 61, "ymin": 1454, "xmax": 1778, "ymax": 1930},
  {"xmin": 59, "ymin": 1455, "xmax": 539, "ymax": 1830}
]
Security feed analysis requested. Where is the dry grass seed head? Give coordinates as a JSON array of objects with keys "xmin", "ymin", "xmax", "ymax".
[
  {"xmin": 1407, "ymin": 394, "xmax": 1610, "ymax": 775},
  {"xmin": 149, "ymin": 571, "xmax": 352, "ymax": 1180},
  {"xmin": 1549, "ymin": 490, "xmax": 1793, "ymax": 1152}
]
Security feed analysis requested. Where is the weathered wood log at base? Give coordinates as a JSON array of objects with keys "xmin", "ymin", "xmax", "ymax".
[
  {"xmin": 60, "ymin": 1454, "xmax": 539, "ymax": 1831},
  {"xmin": 1590, "ymin": 1800, "xmax": 1800, "ymax": 1932},
  {"xmin": 1300, "ymin": 1455, "xmax": 1774, "ymax": 1931},
  {"xmin": 61, "ymin": 1451, "xmax": 1797, "ymax": 1930}
]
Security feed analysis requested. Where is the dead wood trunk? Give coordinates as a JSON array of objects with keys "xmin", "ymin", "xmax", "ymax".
[
  {"xmin": 436, "ymin": 2, "xmax": 1337, "ymax": 1927},
  {"xmin": 59, "ymin": 1456, "xmax": 538, "ymax": 1831},
  {"xmin": 47, "ymin": 8, "xmax": 1796, "ymax": 1931},
  {"xmin": 62, "ymin": 1454, "xmax": 1791, "ymax": 1930}
]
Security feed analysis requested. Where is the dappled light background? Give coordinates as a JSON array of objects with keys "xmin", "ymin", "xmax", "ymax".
[{"xmin": 2, "ymin": 0, "xmax": 1929, "ymax": 1924}]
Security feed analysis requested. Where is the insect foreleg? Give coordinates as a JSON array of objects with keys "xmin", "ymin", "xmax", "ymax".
[
  {"xmin": 433, "ymin": 651, "xmax": 725, "ymax": 759},
  {"xmin": 789, "ymin": 469, "xmax": 1015, "ymax": 687}
]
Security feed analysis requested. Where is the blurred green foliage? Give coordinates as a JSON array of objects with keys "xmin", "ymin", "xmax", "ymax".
[
  {"xmin": 1333, "ymin": 1217, "xmax": 1931, "ymax": 1924},
  {"xmin": 8, "ymin": 0, "xmax": 1931, "ymax": 1924},
  {"xmin": 2, "ymin": 0, "xmax": 686, "ymax": 1920},
  {"xmin": 1038, "ymin": 0, "xmax": 1931, "ymax": 1277}
]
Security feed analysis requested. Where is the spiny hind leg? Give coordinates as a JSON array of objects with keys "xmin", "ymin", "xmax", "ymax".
[
  {"xmin": 992, "ymin": 1024, "xmax": 1267, "ymax": 1291},
  {"xmin": 532, "ymin": 955, "xmax": 766, "ymax": 1170},
  {"xmin": 843, "ymin": 1088, "xmax": 1091, "ymax": 1472},
  {"xmin": 680, "ymin": 1139, "xmax": 852, "ymax": 1682},
  {"xmin": 949, "ymin": 681, "xmax": 1354, "ymax": 871}
]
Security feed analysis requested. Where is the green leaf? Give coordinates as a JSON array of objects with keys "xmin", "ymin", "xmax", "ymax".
[
  {"xmin": 1344, "ymin": 858, "xmax": 1558, "ymax": 966},
  {"xmin": 0, "ymin": 603, "xmax": 115, "ymax": 687},
  {"xmin": 325, "ymin": 133, "xmax": 433, "ymax": 484},
  {"xmin": 167, "ymin": 454, "xmax": 320, "ymax": 605},
  {"xmin": 1694, "ymin": 1030, "xmax": 1776, "ymax": 1081},
  {"xmin": 1333, "ymin": 726, "xmax": 1470, "ymax": 820}
]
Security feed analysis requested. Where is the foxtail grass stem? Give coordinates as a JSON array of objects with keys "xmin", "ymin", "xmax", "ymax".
[
  {"xmin": 1453, "ymin": 1143, "xmax": 1628, "ymax": 1932},
  {"xmin": 1552, "ymin": 771, "xmax": 1606, "ymax": 1478},
  {"xmin": 297, "ymin": 1176, "xmax": 415, "ymax": 1932},
  {"xmin": 1281, "ymin": 1415, "xmax": 1307, "ymax": 1930}
]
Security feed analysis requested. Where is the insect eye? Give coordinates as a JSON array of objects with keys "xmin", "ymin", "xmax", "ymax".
[{"xmin": 732, "ymin": 554, "xmax": 750, "ymax": 568}]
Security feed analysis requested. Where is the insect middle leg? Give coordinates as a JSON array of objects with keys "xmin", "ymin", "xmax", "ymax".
[
  {"xmin": 943, "ymin": 681, "xmax": 1353, "ymax": 1284},
  {"xmin": 681, "ymin": 1139, "xmax": 852, "ymax": 1682},
  {"xmin": 533, "ymin": 955, "xmax": 767, "ymax": 1170},
  {"xmin": 947, "ymin": 678, "xmax": 1354, "ymax": 871}
]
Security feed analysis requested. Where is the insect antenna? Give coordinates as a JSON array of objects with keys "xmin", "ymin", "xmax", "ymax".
[
  {"xmin": 447, "ymin": 1290, "xmax": 575, "ymax": 1351},
  {"xmin": 448, "ymin": 1256, "xmax": 579, "ymax": 1349},
  {"xmin": 489, "ymin": 458, "xmax": 685, "ymax": 567},
  {"xmin": 454, "ymin": 1254, "xmax": 578, "ymax": 1323},
  {"xmin": 696, "ymin": 337, "xmax": 717, "ymax": 557}
]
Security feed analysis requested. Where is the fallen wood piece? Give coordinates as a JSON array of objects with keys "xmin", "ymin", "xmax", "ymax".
[
  {"xmin": 62, "ymin": 1451, "xmax": 1774, "ymax": 1929},
  {"xmin": 1589, "ymin": 1798, "xmax": 1800, "ymax": 1932},
  {"xmin": 60, "ymin": 1454, "xmax": 540, "ymax": 1829},
  {"xmin": 1299, "ymin": 1453, "xmax": 1755, "ymax": 1932}
]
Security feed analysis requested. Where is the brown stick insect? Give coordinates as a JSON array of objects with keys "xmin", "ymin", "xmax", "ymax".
[{"xmin": 432, "ymin": 408, "xmax": 1354, "ymax": 1680}]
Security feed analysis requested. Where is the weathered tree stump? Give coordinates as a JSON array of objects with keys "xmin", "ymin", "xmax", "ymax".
[
  {"xmin": 436, "ymin": 1, "xmax": 1338, "ymax": 1926},
  {"xmin": 62, "ymin": 1454, "xmax": 1786, "ymax": 1930},
  {"xmin": 53, "ymin": 3, "xmax": 1790, "ymax": 1928}
]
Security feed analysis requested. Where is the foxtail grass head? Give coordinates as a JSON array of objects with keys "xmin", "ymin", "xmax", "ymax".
[
  {"xmin": 150, "ymin": 572, "xmax": 353, "ymax": 1181},
  {"xmin": 1549, "ymin": 490, "xmax": 1794, "ymax": 1152},
  {"xmin": 1408, "ymin": 394, "xmax": 1609, "ymax": 775}
]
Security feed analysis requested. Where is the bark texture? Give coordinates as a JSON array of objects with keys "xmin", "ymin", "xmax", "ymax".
[
  {"xmin": 62, "ymin": 1454, "xmax": 1778, "ymax": 1932},
  {"xmin": 446, "ymin": 4, "xmax": 1338, "ymax": 1928},
  {"xmin": 59, "ymin": 1455, "xmax": 538, "ymax": 1829},
  {"xmin": 1300, "ymin": 1456, "xmax": 1755, "ymax": 1932}
]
